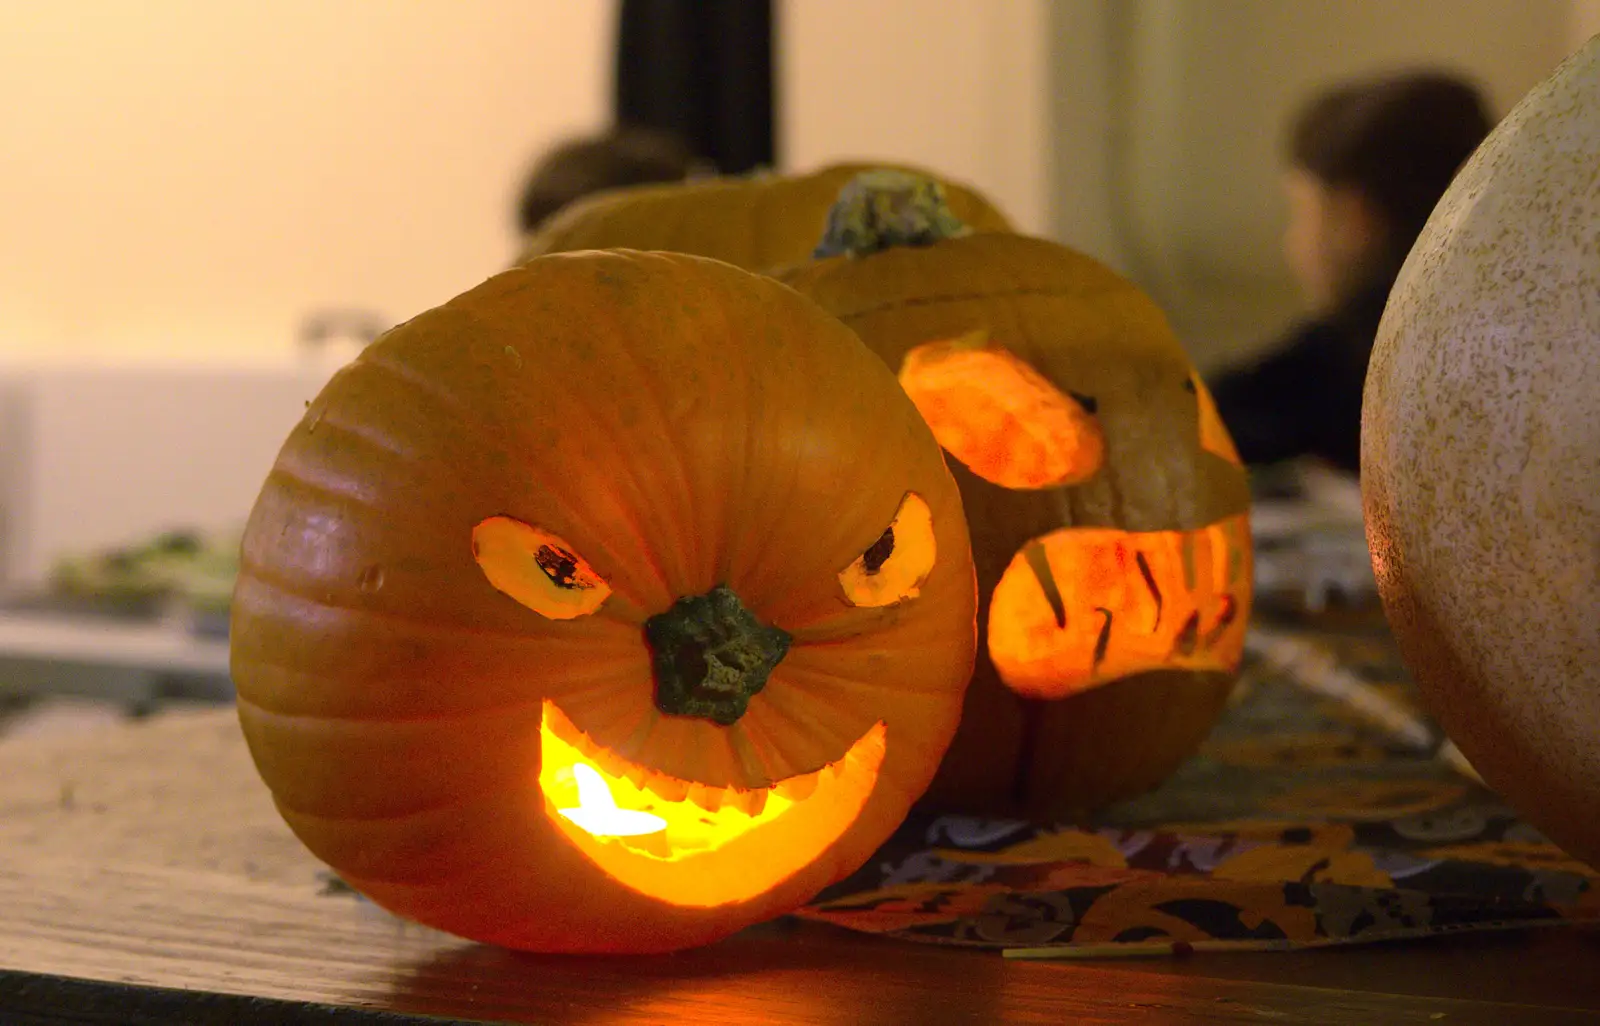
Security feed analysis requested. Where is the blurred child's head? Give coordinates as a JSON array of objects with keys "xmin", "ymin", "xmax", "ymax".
[
  {"xmin": 516, "ymin": 126, "xmax": 700, "ymax": 236},
  {"xmin": 1282, "ymin": 71, "xmax": 1493, "ymax": 313}
]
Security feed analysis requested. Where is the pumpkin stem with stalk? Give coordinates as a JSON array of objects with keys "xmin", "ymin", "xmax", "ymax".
[
  {"xmin": 645, "ymin": 585, "xmax": 792, "ymax": 727},
  {"xmin": 813, "ymin": 169, "xmax": 971, "ymax": 259}
]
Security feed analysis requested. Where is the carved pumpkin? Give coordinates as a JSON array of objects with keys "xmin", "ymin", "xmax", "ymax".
[
  {"xmin": 229, "ymin": 250, "xmax": 977, "ymax": 953},
  {"xmin": 777, "ymin": 172, "xmax": 1253, "ymax": 819},
  {"xmin": 1363, "ymin": 37, "xmax": 1600, "ymax": 870},
  {"xmin": 516, "ymin": 161, "xmax": 1014, "ymax": 271}
]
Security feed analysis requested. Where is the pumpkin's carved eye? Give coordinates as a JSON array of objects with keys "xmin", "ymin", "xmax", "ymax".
[
  {"xmin": 472, "ymin": 516, "xmax": 612, "ymax": 619},
  {"xmin": 838, "ymin": 491, "xmax": 936, "ymax": 608},
  {"xmin": 1189, "ymin": 373, "xmax": 1242, "ymax": 466},
  {"xmin": 897, "ymin": 335, "xmax": 1104, "ymax": 489}
]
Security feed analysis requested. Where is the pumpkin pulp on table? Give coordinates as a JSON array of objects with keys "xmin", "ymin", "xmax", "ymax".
[
  {"xmin": 229, "ymin": 251, "xmax": 977, "ymax": 953},
  {"xmin": 778, "ymin": 172, "xmax": 1254, "ymax": 819}
]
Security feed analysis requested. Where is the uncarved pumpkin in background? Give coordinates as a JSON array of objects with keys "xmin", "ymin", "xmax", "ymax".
[
  {"xmin": 516, "ymin": 161, "xmax": 1014, "ymax": 271},
  {"xmin": 778, "ymin": 172, "xmax": 1253, "ymax": 820},
  {"xmin": 230, "ymin": 249, "xmax": 977, "ymax": 953},
  {"xmin": 1362, "ymin": 37, "xmax": 1600, "ymax": 869}
]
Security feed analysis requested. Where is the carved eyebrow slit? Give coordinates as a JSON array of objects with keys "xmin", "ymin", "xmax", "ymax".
[
  {"xmin": 1024, "ymin": 541, "xmax": 1067, "ymax": 629},
  {"xmin": 1203, "ymin": 595, "xmax": 1238, "ymax": 649},
  {"xmin": 1135, "ymin": 550, "xmax": 1163, "ymax": 628},
  {"xmin": 1173, "ymin": 611, "xmax": 1200, "ymax": 657},
  {"xmin": 1091, "ymin": 608, "xmax": 1113, "ymax": 671}
]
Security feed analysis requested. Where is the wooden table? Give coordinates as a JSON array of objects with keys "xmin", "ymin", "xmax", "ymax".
[{"xmin": 3, "ymin": 711, "xmax": 1598, "ymax": 1024}]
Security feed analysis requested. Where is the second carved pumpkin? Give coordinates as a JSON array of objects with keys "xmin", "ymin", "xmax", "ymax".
[
  {"xmin": 778, "ymin": 172, "xmax": 1254, "ymax": 819},
  {"xmin": 516, "ymin": 161, "xmax": 1014, "ymax": 272}
]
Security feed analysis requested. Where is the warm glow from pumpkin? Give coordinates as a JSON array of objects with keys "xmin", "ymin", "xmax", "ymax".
[
  {"xmin": 897, "ymin": 336, "xmax": 1105, "ymax": 489},
  {"xmin": 540, "ymin": 701, "xmax": 887, "ymax": 907},
  {"xmin": 473, "ymin": 516, "xmax": 612, "ymax": 619},
  {"xmin": 838, "ymin": 491, "xmax": 936, "ymax": 607},
  {"xmin": 560, "ymin": 765, "xmax": 670, "ymax": 837},
  {"xmin": 1191, "ymin": 374, "xmax": 1242, "ymax": 466},
  {"xmin": 987, "ymin": 512, "xmax": 1252, "ymax": 699}
]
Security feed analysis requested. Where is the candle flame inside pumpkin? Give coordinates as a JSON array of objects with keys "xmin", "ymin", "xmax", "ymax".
[
  {"xmin": 559, "ymin": 764, "xmax": 669, "ymax": 837},
  {"xmin": 540, "ymin": 701, "xmax": 888, "ymax": 906}
]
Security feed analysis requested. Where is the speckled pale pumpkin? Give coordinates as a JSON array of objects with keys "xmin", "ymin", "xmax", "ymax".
[
  {"xmin": 1362, "ymin": 35, "xmax": 1600, "ymax": 869},
  {"xmin": 516, "ymin": 161, "xmax": 1014, "ymax": 271}
]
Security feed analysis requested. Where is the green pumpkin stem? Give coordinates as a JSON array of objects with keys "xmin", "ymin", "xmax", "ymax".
[
  {"xmin": 646, "ymin": 585, "xmax": 791, "ymax": 726},
  {"xmin": 813, "ymin": 169, "xmax": 971, "ymax": 259}
]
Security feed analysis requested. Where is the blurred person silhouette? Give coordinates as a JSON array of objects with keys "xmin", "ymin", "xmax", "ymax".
[
  {"xmin": 514, "ymin": 125, "xmax": 703, "ymax": 241},
  {"xmin": 1208, "ymin": 70, "xmax": 1494, "ymax": 475}
]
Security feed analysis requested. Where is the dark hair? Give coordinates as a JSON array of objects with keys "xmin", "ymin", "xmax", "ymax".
[
  {"xmin": 1289, "ymin": 71, "xmax": 1494, "ymax": 255},
  {"xmin": 516, "ymin": 126, "xmax": 698, "ymax": 234}
]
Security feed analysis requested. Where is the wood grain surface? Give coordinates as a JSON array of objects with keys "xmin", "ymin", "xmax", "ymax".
[{"xmin": 3, "ymin": 709, "xmax": 1598, "ymax": 1024}]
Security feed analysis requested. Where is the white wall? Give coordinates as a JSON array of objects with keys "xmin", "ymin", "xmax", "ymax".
[
  {"xmin": 0, "ymin": 1, "xmax": 612, "ymax": 362},
  {"xmin": 781, "ymin": 0, "xmax": 1585, "ymax": 370},
  {"xmin": 1055, "ymin": 0, "xmax": 1580, "ymax": 369},
  {"xmin": 778, "ymin": 0, "xmax": 1053, "ymax": 236}
]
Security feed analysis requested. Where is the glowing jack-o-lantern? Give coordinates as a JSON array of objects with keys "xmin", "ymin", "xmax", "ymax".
[
  {"xmin": 777, "ymin": 171, "xmax": 1253, "ymax": 819},
  {"xmin": 229, "ymin": 251, "xmax": 976, "ymax": 954}
]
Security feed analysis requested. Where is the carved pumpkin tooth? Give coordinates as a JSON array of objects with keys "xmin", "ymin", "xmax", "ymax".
[
  {"xmin": 687, "ymin": 781, "xmax": 725, "ymax": 813},
  {"xmin": 774, "ymin": 770, "xmax": 820, "ymax": 802},
  {"xmin": 646, "ymin": 771, "xmax": 690, "ymax": 804},
  {"xmin": 740, "ymin": 786, "xmax": 769, "ymax": 817},
  {"xmin": 593, "ymin": 746, "xmax": 631, "ymax": 783}
]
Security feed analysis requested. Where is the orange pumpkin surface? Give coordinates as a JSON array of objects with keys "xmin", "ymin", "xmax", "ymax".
[
  {"xmin": 779, "ymin": 173, "xmax": 1253, "ymax": 819},
  {"xmin": 230, "ymin": 250, "xmax": 977, "ymax": 953},
  {"xmin": 517, "ymin": 161, "xmax": 1015, "ymax": 272}
]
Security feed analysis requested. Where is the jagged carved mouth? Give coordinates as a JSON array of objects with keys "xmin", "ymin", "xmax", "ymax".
[
  {"xmin": 986, "ymin": 513, "xmax": 1252, "ymax": 699},
  {"xmin": 539, "ymin": 701, "xmax": 887, "ymax": 907}
]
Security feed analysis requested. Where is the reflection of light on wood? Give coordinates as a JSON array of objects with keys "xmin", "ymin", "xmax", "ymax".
[
  {"xmin": 988, "ymin": 512, "xmax": 1252, "ymax": 699},
  {"xmin": 539, "ymin": 701, "xmax": 887, "ymax": 906},
  {"xmin": 559, "ymin": 765, "xmax": 668, "ymax": 837},
  {"xmin": 898, "ymin": 336, "xmax": 1104, "ymax": 489}
]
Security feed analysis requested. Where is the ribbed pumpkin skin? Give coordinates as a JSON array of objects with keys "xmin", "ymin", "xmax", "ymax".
[
  {"xmin": 230, "ymin": 251, "xmax": 976, "ymax": 953},
  {"xmin": 780, "ymin": 234, "xmax": 1253, "ymax": 819},
  {"xmin": 517, "ymin": 162, "xmax": 1015, "ymax": 271},
  {"xmin": 1362, "ymin": 38, "xmax": 1600, "ymax": 870}
]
